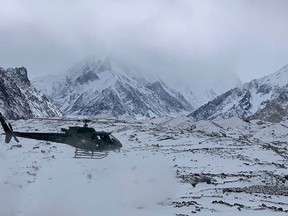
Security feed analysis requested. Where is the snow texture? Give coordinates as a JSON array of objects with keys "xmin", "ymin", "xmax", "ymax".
[{"xmin": 0, "ymin": 116, "xmax": 287, "ymax": 215}]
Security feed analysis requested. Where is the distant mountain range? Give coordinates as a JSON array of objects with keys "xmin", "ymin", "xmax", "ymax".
[
  {"xmin": 167, "ymin": 70, "xmax": 242, "ymax": 109},
  {"xmin": 32, "ymin": 56, "xmax": 242, "ymax": 118},
  {"xmin": 0, "ymin": 67, "xmax": 61, "ymax": 119},
  {"xmin": 34, "ymin": 56, "xmax": 193, "ymax": 117},
  {"xmin": 190, "ymin": 65, "xmax": 288, "ymax": 122},
  {"xmin": 4, "ymin": 58, "xmax": 288, "ymax": 122}
]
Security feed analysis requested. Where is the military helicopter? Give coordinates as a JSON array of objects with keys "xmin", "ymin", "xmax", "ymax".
[{"xmin": 0, "ymin": 113, "xmax": 122, "ymax": 159}]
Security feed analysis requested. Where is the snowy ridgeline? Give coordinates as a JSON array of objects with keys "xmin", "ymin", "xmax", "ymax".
[
  {"xmin": 31, "ymin": 58, "xmax": 288, "ymax": 123},
  {"xmin": 32, "ymin": 56, "xmax": 242, "ymax": 118},
  {"xmin": 33, "ymin": 56, "xmax": 194, "ymax": 118},
  {"xmin": 0, "ymin": 116, "xmax": 288, "ymax": 216},
  {"xmin": 190, "ymin": 64, "xmax": 288, "ymax": 123}
]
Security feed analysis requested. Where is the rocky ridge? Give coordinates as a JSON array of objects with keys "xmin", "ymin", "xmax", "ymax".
[{"xmin": 0, "ymin": 67, "xmax": 62, "ymax": 119}]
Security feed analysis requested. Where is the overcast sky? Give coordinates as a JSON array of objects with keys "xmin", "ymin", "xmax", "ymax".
[{"xmin": 1, "ymin": 0, "xmax": 288, "ymax": 82}]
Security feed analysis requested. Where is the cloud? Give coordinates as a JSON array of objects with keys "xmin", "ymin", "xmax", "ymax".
[{"xmin": 0, "ymin": 0, "xmax": 288, "ymax": 81}]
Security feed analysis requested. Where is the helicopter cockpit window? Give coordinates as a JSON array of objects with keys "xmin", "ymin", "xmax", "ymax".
[
  {"xmin": 100, "ymin": 134, "xmax": 112, "ymax": 143},
  {"xmin": 109, "ymin": 135, "xmax": 114, "ymax": 143},
  {"xmin": 109, "ymin": 135, "xmax": 119, "ymax": 144}
]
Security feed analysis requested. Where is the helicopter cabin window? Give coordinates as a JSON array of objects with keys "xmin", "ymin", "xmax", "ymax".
[{"xmin": 92, "ymin": 133, "xmax": 113, "ymax": 143}]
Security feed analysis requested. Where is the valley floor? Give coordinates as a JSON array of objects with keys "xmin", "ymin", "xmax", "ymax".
[{"xmin": 0, "ymin": 116, "xmax": 288, "ymax": 216}]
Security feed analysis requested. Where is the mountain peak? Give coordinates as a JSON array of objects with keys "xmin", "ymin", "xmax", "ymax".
[
  {"xmin": 248, "ymin": 64, "xmax": 288, "ymax": 88},
  {"xmin": 190, "ymin": 64, "xmax": 288, "ymax": 122},
  {"xmin": 98, "ymin": 57, "xmax": 112, "ymax": 73},
  {"xmin": 48, "ymin": 57, "xmax": 193, "ymax": 118},
  {"xmin": 6, "ymin": 67, "xmax": 31, "ymax": 86}
]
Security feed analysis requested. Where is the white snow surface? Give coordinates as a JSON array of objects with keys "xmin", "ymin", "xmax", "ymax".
[{"xmin": 0, "ymin": 116, "xmax": 288, "ymax": 215}]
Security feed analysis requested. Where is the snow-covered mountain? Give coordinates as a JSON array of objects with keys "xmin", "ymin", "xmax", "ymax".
[
  {"xmin": 0, "ymin": 67, "xmax": 62, "ymax": 119},
  {"xmin": 44, "ymin": 56, "xmax": 193, "ymax": 117},
  {"xmin": 190, "ymin": 64, "xmax": 288, "ymax": 122},
  {"xmin": 162, "ymin": 68, "xmax": 242, "ymax": 108},
  {"xmin": 31, "ymin": 74, "xmax": 65, "ymax": 99}
]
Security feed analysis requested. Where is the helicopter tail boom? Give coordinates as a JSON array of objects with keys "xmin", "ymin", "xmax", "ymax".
[{"xmin": 0, "ymin": 113, "xmax": 19, "ymax": 143}]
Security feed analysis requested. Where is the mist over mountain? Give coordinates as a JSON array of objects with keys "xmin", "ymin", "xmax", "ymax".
[
  {"xmin": 190, "ymin": 64, "xmax": 288, "ymax": 122},
  {"xmin": 33, "ymin": 56, "xmax": 243, "ymax": 118},
  {"xmin": 32, "ymin": 74, "xmax": 65, "ymax": 97},
  {"xmin": 0, "ymin": 67, "xmax": 62, "ymax": 119},
  {"xmin": 33, "ymin": 56, "xmax": 194, "ymax": 118},
  {"xmin": 163, "ymin": 68, "xmax": 242, "ymax": 108}
]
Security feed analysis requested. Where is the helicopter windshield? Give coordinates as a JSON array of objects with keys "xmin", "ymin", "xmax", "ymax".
[
  {"xmin": 92, "ymin": 133, "xmax": 112, "ymax": 143},
  {"xmin": 101, "ymin": 134, "xmax": 111, "ymax": 142},
  {"xmin": 109, "ymin": 134, "xmax": 120, "ymax": 143}
]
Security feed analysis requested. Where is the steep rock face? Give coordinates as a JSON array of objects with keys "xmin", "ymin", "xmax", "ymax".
[
  {"xmin": 0, "ymin": 67, "xmax": 62, "ymax": 119},
  {"xmin": 189, "ymin": 65, "xmax": 288, "ymax": 122},
  {"xmin": 50, "ymin": 57, "xmax": 193, "ymax": 117}
]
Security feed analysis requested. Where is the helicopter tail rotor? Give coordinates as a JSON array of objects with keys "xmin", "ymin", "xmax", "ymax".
[{"xmin": 0, "ymin": 113, "xmax": 19, "ymax": 143}]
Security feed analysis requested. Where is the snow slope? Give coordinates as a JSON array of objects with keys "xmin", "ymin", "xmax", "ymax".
[
  {"xmin": 190, "ymin": 64, "xmax": 288, "ymax": 122},
  {"xmin": 0, "ymin": 116, "xmax": 287, "ymax": 215}
]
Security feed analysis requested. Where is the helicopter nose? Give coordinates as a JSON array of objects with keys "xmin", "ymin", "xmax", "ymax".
[
  {"xmin": 110, "ymin": 136, "xmax": 122, "ymax": 150},
  {"xmin": 117, "ymin": 141, "xmax": 123, "ymax": 149}
]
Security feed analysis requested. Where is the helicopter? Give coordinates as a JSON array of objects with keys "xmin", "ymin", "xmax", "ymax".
[{"xmin": 0, "ymin": 113, "xmax": 122, "ymax": 159}]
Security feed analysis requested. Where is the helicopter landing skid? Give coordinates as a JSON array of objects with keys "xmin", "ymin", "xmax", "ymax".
[{"xmin": 74, "ymin": 148, "xmax": 108, "ymax": 159}]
